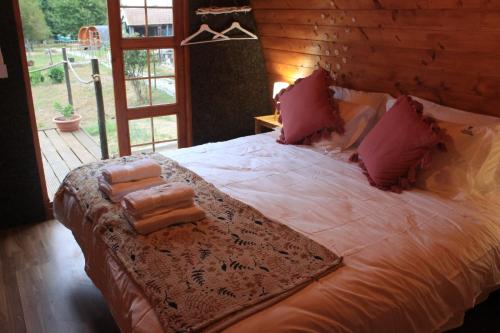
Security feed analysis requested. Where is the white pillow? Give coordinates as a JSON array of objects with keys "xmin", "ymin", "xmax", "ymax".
[
  {"xmin": 418, "ymin": 121, "xmax": 500, "ymax": 197},
  {"xmin": 313, "ymin": 100, "xmax": 376, "ymax": 152},
  {"xmin": 386, "ymin": 96, "xmax": 500, "ymax": 126},
  {"xmin": 330, "ymin": 85, "xmax": 392, "ymax": 120},
  {"xmin": 379, "ymin": 96, "xmax": 500, "ymax": 197}
]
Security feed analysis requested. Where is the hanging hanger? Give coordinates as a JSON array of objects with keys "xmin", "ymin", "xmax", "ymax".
[
  {"xmin": 213, "ymin": 21, "xmax": 258, "ymax": 41},
  {"xmin": 180, "ymin": 24, "xmax": 230, "ymax": 46},
  {"xmin": 181, "ymin": 1, "xmax": 257, "ymax": 46}
]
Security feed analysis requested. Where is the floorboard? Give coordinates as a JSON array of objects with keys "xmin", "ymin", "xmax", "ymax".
[
  {"xmin": 59, "ymin": 131, "xmax": 98, "ymax": 164},
  {"xmin": 45, "ymin": 129, "xmax": 82, "ymax": 170},
  {"xmin": 40, "ymin": 154, "xmax": 60, "ymax": 201},
  {"xmin": 38, "ymin": 130, "xmax": 70, "ymax": 182},
  {"xmin": 0, "ymin": 221, "xmax": 119, "ymax": 333},
  {"xmin": 38, "ymin": 128, "xmax": 102, "ymax": 202},
  {"xmin": 73, "ymin": 129, "xmax": 102, "ymax": 160}
]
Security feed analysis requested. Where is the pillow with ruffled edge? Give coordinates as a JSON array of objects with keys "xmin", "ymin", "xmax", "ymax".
[
  {"xmin": 276, "ymin": 68, "xmax": 345, "ymax": 145},
  {"xmin": 350, "ymin": 96, "xmax": 444, "ymax": 193}
]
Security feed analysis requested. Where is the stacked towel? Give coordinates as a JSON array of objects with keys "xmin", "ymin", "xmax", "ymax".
[
  {"xmin": 99, "ymin": 159, "xmax": 166, "ymax": 203},
  {"xmin": 102, "ymin": 159, "xmax": 162, "ymax": 184},
  {"xmin": 98, "ymin": 176, "xmax": 166, "ymax": 203},
  {"xmin": 122, "ymin": 182, "xmax": 196, "ymax": 218},
  {"xmin": 122, "ymin": 183, "xmax": 205, "ymax": 235}
]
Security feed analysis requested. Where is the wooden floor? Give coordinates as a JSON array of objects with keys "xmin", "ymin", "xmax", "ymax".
[
  {"xmin": 0, "ymin": 220, "xmax": 119, "ymax": 333},
  {"xmin": 0, "ymin": 220, "xmax": 498, "ymax": 333},
  {"xmin": 38, "ymin": 128, "xmax": 101, "ymax": 200}
]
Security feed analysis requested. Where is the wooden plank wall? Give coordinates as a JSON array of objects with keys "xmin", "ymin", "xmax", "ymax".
[{"xmin": 251, "ymin": 0, "xmax": 500, "ymax": 116}]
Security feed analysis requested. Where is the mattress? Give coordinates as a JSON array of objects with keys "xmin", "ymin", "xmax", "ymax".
[{"xmin": 54, "ymin": 131, "xmax": 500, "ymax": 333}]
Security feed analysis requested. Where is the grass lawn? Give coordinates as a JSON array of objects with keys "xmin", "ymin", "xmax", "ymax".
[{"xmin": 28, "ymin": 46, "xmax": 177, "ymax": 156}]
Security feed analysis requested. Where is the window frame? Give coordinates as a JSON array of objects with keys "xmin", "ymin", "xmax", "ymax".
[{"xmin": 107, "ymin": 0, "xmax": 191, "ymax": 155}]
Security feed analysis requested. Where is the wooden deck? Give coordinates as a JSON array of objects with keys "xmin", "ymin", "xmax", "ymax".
[{"xmin": 38, "ymin": 128, "xmax": 101, "ymax": 200}]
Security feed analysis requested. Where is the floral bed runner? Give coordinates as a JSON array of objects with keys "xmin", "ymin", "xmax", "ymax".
[{"xmin": 60, "ymin": 154, "xmax": 343, "ymax": 332}]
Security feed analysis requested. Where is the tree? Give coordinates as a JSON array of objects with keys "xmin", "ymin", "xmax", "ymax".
[
  {"xmin": 42, "ymin": 0, "xmax": 108, "ymax": 37},
  {"xmin": 124, "ymin": 50, "xmax": 148, "ymax": 104},
  {"xmin": 19, "ymin": 0, "xmax": 51, "ymax": 41}
]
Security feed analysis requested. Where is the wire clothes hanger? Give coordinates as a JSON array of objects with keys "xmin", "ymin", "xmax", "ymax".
[
  {"xmin": 181, "ymin": 0, "xmax": 258, "ymax": 46},
  {"xmin": 180, "ymin": 24, "xmax": 230, "ymax": 46},
  {"xmin": 213, "ymin": 21, "xmax": 258, "ymax": 41}
]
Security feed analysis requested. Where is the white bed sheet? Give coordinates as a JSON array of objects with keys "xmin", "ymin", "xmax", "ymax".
[{"xmin": 158, "ymin": 131, "xmax": 500, "ymax": 333}]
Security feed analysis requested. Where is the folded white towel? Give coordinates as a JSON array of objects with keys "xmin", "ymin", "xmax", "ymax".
[
  {"xmin": 124, "ymin": 204, "xmax": 206, "ymax": 235},
  {"xmin": 122, "ymin": 182, "xmax": 195, "ymax": 217},
  {"xmin": 98, "ymin": 176, "xmax": 166, "ymax": 203},
  {"xmin": 102, "ymin": 159, "xmax": 162, "ymax": 184},
  {"xmin": 121, "ymin": 198, "xmax": 194, "ymax": 220}
]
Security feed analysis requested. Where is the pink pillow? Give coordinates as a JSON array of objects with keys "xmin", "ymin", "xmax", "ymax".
[
  {"xmin": 351, "ymin": 96, "xmax": 442, "ymax": 192},
  {"xmin": 276, "ymin": 68, "xmax": 344, "ymax": 144}
]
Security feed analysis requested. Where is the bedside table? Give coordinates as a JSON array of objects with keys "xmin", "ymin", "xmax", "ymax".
[{"xmin": 254, "ymin": 115, "xmax": 282, "ymax": 134}]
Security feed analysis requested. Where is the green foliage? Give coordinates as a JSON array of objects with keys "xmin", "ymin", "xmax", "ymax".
[
  {"xmin": 19, "ymin": 0, "xmax": 51, "ymax": 41},
  {"xmin": 124, "ymin": 50, "xmax": 147, "ymax": 78},
  {"xmin": 41, "ymin": 0, "xmax": 108, "ymax": 37},
  {"xmin": 37, "ymin": 120, "xmax": 46, "ymax": 129},
  {"xmin": 29, "ymin": 71, "xmax": 45, "ymax": 85},
  {"xmin": 124, "ymin": 50, "xmax": 148, "ymax": 104},
  {"xmin": 84, "ymin": 119, "xmax": 116, "ymax": 137},
  {"xmin": 48, "ymin": 67, "xmax": 65, "ymax": 83},
  {"xmin": 53, "ymin": 102, "xmax": 74, "ymax": 119}
]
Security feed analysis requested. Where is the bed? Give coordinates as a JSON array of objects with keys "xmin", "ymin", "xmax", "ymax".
[{"xmin": 54, "ymin": 125, "xmax": 500, "ymax": 333}]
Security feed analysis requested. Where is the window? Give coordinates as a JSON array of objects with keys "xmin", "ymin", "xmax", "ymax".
[
  {"xmin": 120, "ymin": 0, "xmax": 174, "ymax": 38},
  {"xmin": 124, "ymin": 48, "xmax": 176, "ymax": 108},
  {"xmin": 109, "ymin": 0, "xmax": 189, "ymax": 155},
  {"xmin": 129, "ymin": 115, "xmax": 178, "ymax": 153}
]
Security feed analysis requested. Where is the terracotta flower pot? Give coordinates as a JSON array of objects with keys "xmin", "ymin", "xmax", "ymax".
[{"xmin": 53, "ymin": 114, "xmax": 82, "ymax": 132}]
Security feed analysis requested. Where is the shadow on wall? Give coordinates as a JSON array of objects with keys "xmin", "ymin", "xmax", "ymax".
[{"xmin": 188, "ymin": 0, "xmax": 272, "ymax": 145}]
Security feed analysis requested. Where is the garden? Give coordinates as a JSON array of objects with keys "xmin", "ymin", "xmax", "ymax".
[
  {"xmin": 28, "ymin": 46, "xmax": 178, "ymax": 155},
  {"xmin": 21, "ymin": 0, "xmax": 178, "ymax": 156},
  {"xmin": 27, "ymin": 46, "xmax": 117, "ymax": 151}
]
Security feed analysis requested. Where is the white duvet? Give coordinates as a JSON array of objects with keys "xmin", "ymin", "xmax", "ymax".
[{"xmin": 160, "ymin": 131, "xmax": 500, "ymax": 333}]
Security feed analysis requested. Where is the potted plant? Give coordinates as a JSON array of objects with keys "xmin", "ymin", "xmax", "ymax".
[{"xmin": 53, "ymin": 102, "xmax": 81, "ymax": 132}]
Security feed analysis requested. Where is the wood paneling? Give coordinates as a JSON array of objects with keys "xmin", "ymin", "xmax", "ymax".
[{"xmin": 251, "ymin": 0, "xmax": 500, "ymax": 117}]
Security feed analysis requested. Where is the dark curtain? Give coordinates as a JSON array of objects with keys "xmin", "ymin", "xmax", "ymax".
[{"xmin": 188, "ymin": 0, "xmax": 272, "ymax": 145}]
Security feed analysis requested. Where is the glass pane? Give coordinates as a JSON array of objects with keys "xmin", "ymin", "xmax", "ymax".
[
  {"xmin": 153, "ymin": 115, "xmax": 177, "ymax": 142},
  {"xmin": 121, "ymin": 7, "xmax": 146, "ymax": 38},
  {"xmin": 150, "ymin": 49, "xmax": 175, "ymax": 77},
  {"xmin": 126, "ymin": 79, "xmax": 151, "ymax": 107},
  {"xmin": 124, "ymin": 50, "xmax": 149, "ymax": 79},
  {"xmin": 132, "ymin": 144, "xmax": 154, "ymax": 154},
  {"xmin": 147, "ymin": 8, "xmax": 174, "ymax": 37},
  {"xmin": 147, "ymin": 0, "xmax": 172, "ymax": 7},
  {"xmin": 154, "ymin": 141, "xmax": 178, "ymax": 152},
  {"xmin": 151, "ymin": 78, "xmax": 176, "ymax": 105},
  {"xmin": 129, "ymin": 118, "xmax": 153, "ymax": 146},
  {"xmin": 121, "ymin": 0, "xmax": 145, "ymax": 6}
]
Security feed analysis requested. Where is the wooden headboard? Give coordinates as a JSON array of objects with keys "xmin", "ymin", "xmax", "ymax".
[{"xmin": 251, "ymin": 0, "xmax": 500, "ymax": 117}]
